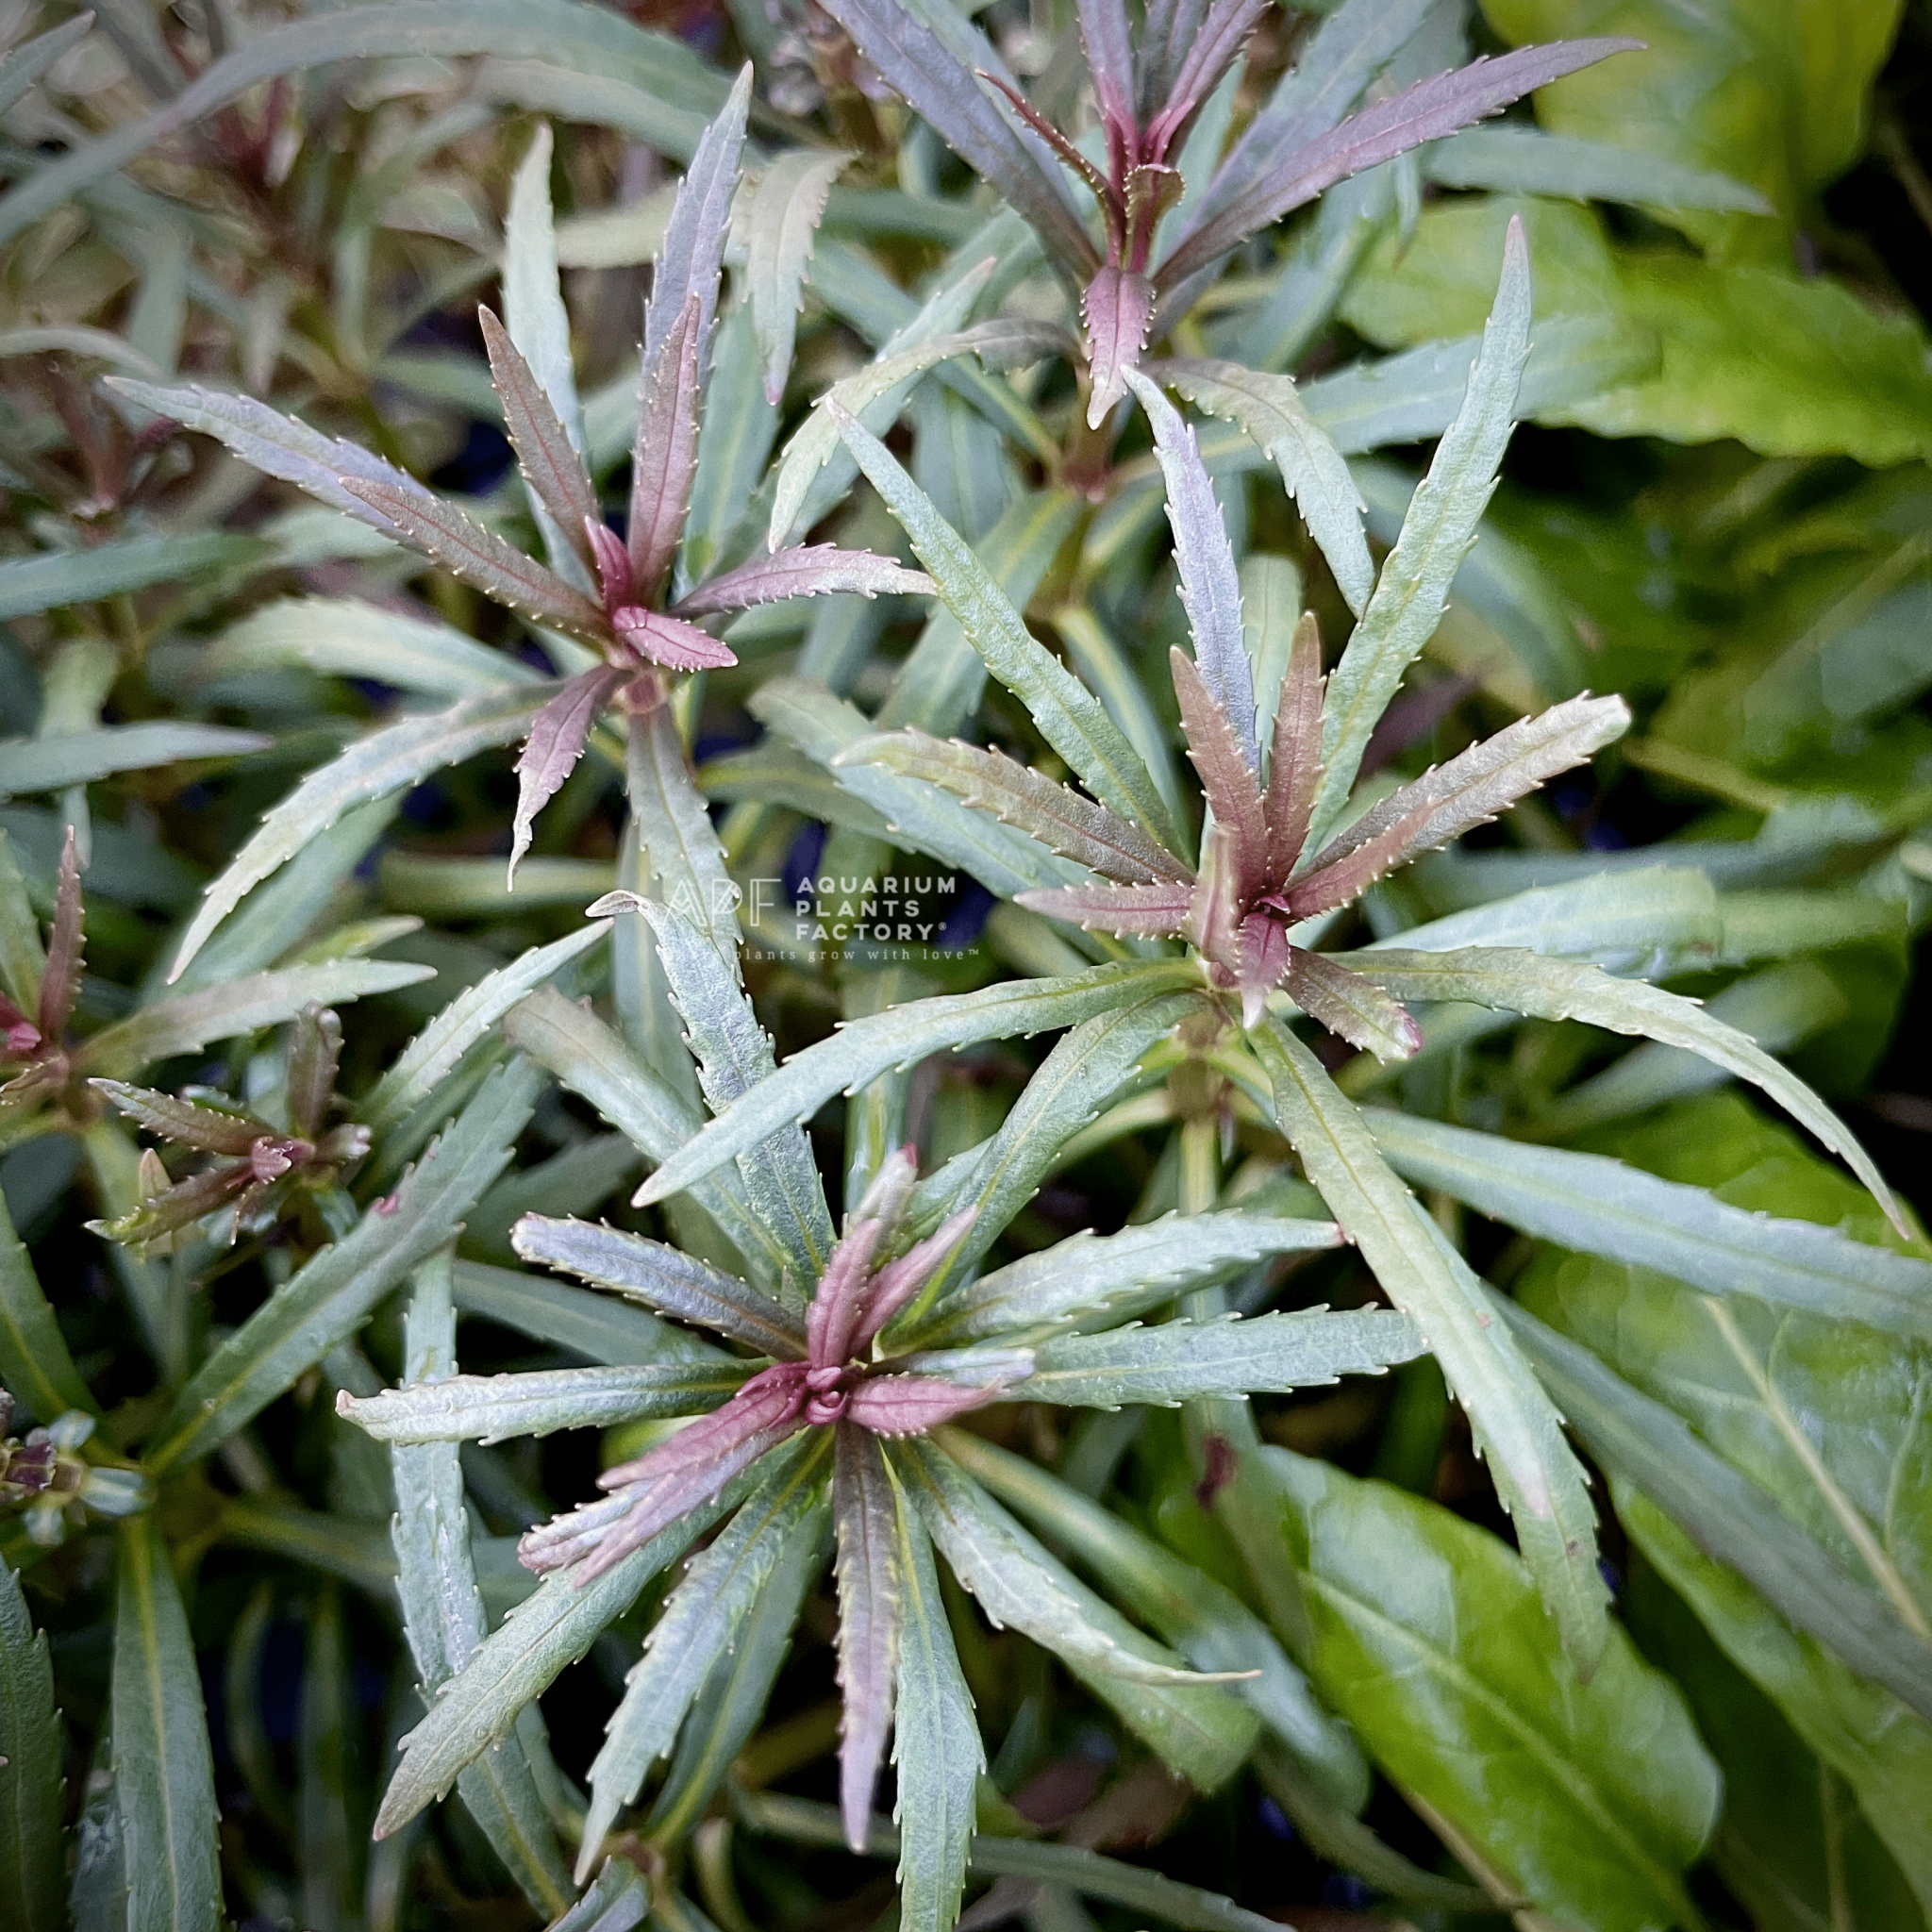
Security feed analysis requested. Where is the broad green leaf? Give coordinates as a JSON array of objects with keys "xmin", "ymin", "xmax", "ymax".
[
  {"xmin": 903, "ymin": 1210, "xmax": 1342, "ymax": 1350},
  {"xmin": 1347, "ymin": 945, "xmax": 1906, "ymax": 1232},
  {"xmin": 452, "ymin": 1257, "xmax": 705, "ymax": 1368},
  {"xmin": 1257, "ymin": 1448, "xmax": 1718, "ymax": 1932},
  {"xmin": 579, "ymin": 1436, "xmax": 829, "ymax": 1879},
  {"xmin": 111, "ymin": 1520, "xmax": 221, "ymax": 1932},
  {"xmin": 633, "ymin": 961, "xmax": 1199, "ymax": 1210},
  {"xmin": 1307, "ymin": 216, "xmax": 1531, "ymax": 851},
  {"xmin": 0, "ymin": 1556, "xmax": 63, "ymax": 1932},
  {"xmin": 883, "ymin": 1452, "xmax": 979, "ymax": 1932},
  {"xmin": 358, "ymin": 924, "xmax": 607, "ymax": 1139},
  {"xmin": 375, "ymin": 1481, "xmax": 745, "ymax": 1838},
  {"xmin": 1159, "ymin": 359, "xmax": 1374, "ymax": 617},
  {"xmin": 502, "ymin": 987, "xmax": 790, "ymax": 1289},
  {"xmin": 0, "ymin": 1187, "xmax": 96, "ymax": 1423},
  {"xmin": 1011, "ymin": 1307, "xmax": 1423, "ymax": 1407},
  {"xmin": 0, "ymin": 534, "xmax": 260, "ymax": 625},
  {"xmin": 0, "ymin": 1, "xmax": 727, "ymax": 247},
  {"xmin": 0, "ymin": 723, "xmax": 269, "ymax": 798},
  {"xmin": 1248, "ymin": 1017, "xmax": 1609, "ymax": 1670},
  {"xmin": 76, "ymin": 958, "xmax": 433, "ymax": 1079},
  {"xmin": 831, "ymin": 409, "xmax": 1182, "ymax": 853},
  {"xmin": 1342, "ymin": 195, "xmax": 1932, "ymax": 465},
  {"xmin": 1367, "ymin": 1107, "xmax": 1932, "ymax": 1340},
  {"xmin": 942, "ymin": 1429, "xmax": 1368, "ymax": 1811},
  {"xmin": 746, "ymin": 149, "xmax": 850, "ymax": 403},
  {"xmin": 165, "ymin": 683, "xmax": 555, "ymax": 979},
  {"xmin": 898, "ymin": 1439, "xmax": 1259, "ymax": 1786},
  {"xmin": 143, "ymin": 1060, "xmax": 541, "ymax": 1474}
]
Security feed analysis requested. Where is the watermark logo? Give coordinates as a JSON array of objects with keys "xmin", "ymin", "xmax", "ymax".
[{"xmin": 687, "ymin": 873, "xmax": 962, "ymax": 962}]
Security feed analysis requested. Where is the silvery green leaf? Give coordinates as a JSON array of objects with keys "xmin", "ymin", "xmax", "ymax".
[
  {"xmin": 0, "ymin": 1552, "xmax": 63, "ymax": 1932},
  {"xmin": 1366, "ymin": 1108, "xmax": 1932, "ymax": 1341},
  {"xmin": 1424, "ymin": 125, "xmax": 1772, "ymax": 217},
  {"xmin": 0, "ymin": 723, "xmax": 268, "ymax": 799},
  {"xmin": 1017, "ymin": 1307, "xmax": 1423, "ymax": 1407},
  {"xmin": 502, "ymin": 123, "xmax": 588, "ymax": 476},
  {"xmin": 0, "ymin": 12, "xmax": 95, "ymax": 117},
  {"xmin": 578, "ymin": 1437, "xmax": 829, "ymax": 1881},
  {"xmin": 898, "ymin": 1439, "xmax": 1259, "ymax": 1783},
  {"xmin": 832, "ymin": 408, "xmax": 1182, "ymax": 852},
  {"xmin": 344, "ymin": 1359, "xmax": 745, "ymax": 1443},
  {"xmin": 1306, "ymin": 217, "xmax": 1531, "ymax": 853},
  {"xmin": 1055, "ymin": 606, "xmax": 1192, "ymax": 841},
  {"xmin": 548, "ymin": 1858, "xmax": 650, "ymax": 1932},
  {"xmin": 625, "ymin": 705, "xmax": 741, "ymax": 972},
  {"xmin": 680, "ymin": 300, "xmax": 779, "ymax": 585},
  {"xmin": 942, "ymin": 1429, "xmax": 1368, "ymax": 1812},
  {"xmin": 143, "ymin": 1059, "xmax": 541, "ymax": 1474},
  {"xmin": 358, "ymin": 924, "xmax": 608, "ymax": 1139},
  {"xmin": 1351, "ymin": 947, "xmax": 1906, "ymax": 1235},
  {"xmin": 746, "ymin": 149, "xmax": 850, "ymax": 404},
  {"xmin": 1250, "ymin": 1016, "xmax": 1609, "ymax": 1672},
  {"xmin": 165, "ymin": 683, "xmax": 555, "ymax": 980},
  {"xmin": 633, "ymin": 961, "xmax": 1199, "ymax": 1212},
  {"xmin": 453, "ymin": 1257, "xmax": 709, "ymax": 1368},
  {"xmin": 76, "ymin": 958, "xmax": 432, "ymax": 1080}
]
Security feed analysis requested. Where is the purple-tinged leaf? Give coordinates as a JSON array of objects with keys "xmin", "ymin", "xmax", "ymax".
[
  {"xmin": 1265, "ymin": 613, "xmax": 1324, "ymax": 878},
  {"xmin": 90, "ymin": 1158, "xmax": 258, "ymax": 1248},
  {"xmin": 817, "ymin": 0, "xmax": 1099, "ymax": 277},
  {"xmin": 586, "ymin": 518, "xmax": 633, "ymax": 608},
  {"xmin": 1169, "ymin": 649, "xmax": 1268, "ymax": 904},
  {"xmin": 105, "ymin": 378, "xmax": 439, "ymax": 533},
  {"xmin": 855, "ymin": 1208, "xmax": 976, "ymax": 1355},
  {"xmin": 808, "ymin": 1217, "xmax": 891, "ymax": 1372},
  {"xmin": 1137, "ymin": 0, "xmax": 1211, "ymax": 126},
  {"xmin": 1083, "ymin": 268, "xmax": 1155, "ymax": 429},
  {"xmin": 1303, "ymin": 692, "xmax": 1632, "ymax": 882},
  {"xmin": 0, "ymin": 994, "xmax": 41, "ymax": 1058},
  {"xmin": 513, "ymin": 1214, "xmax": 807, "ymax": 1359},
  {"xmin": 1156, "ymin": 37, "xmax": 1643, "ymax": 291},
  {"xmin": 91, "ymin": 1079, "xmax": 265, "ymax": 1156},
  {"xmin": 340, "ymin": 480, "xmax": 608, "ymax": 640},
  {"xmin": 39, "ymin": 825, "xmax": 83, "ymax": 1041},
  {"xmin": 1234, "ymin": 913, "xmax": 1291, "ymax": 1029},
  {"xmin": 1143, "ymin": 0, "xmax": 1266, "ymax": 159},
  {"xmin": 611, "ymin": 607, "xmax": 737, "ymax": 672},
  {"xmin": 284, "ymin": 1004, "xmax": 342, "ymax": 1142},
  {"xmin": 841, "ymin": 731, "xmax": 1191, "ymax": 885},
  {"xmin": 629, "ymin": 294, "xmax": 703, "ymax": 603},
  {"xmin": 833, "ymin": 1423, "xmax": 904, "ymax": 1853},
  {"xmin": 848, "ymin": 1372, "xmax": 1009, "ymax": 1437},
  {"xmin": 1126, "ymin": 371, "xmax": 1257, "ymax": 769},
  {"xmin": 480, "ymin": 304, "xmax": 599, "ymax": 573},
  {"xmin": 981, "ymin": 71, "xmax": 1120, "ymax": 251},
  {"xmin": 677, "ymin": 547, "xmax": 933, "ymax": 616},
  {"xmin": 511, "ymin": 666, "xmax": 624, "ymax": 885},
  {"xmin": 1282, "ymin": 948, "xmax": 1420, "ymax": 1061},
  {"xmin": 1075, "ymin": 0, "xmax": 1136, "ymax": 151},
  {"xmin": 1286, "ymin": 796, "xmax": 1435, "ymax": 921},
  {"xmin": 643, "ymin": 65, "xmax": 752, "ymax": 393},
  {"xmin": 746, "ymin": 147, "xmax": 851, "ymax": 405},
  {"xmin": 1121, "ymin": 164, "xmax": 1184, "ymax": 263},
  {"xmin": 1013, "ymin": 882, "xmax": 1192, "ymax": 936}
]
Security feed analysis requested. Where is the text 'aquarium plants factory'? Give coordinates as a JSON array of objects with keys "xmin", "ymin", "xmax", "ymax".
[{"xmin": 3, "ymin": 0, "xmax": 1932, "ymax": 1925}]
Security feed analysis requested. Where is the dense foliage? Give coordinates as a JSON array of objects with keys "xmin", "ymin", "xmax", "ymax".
[{"xmin": 2, "ymin": 1, "xmax": 1930, "ymax": 1927}]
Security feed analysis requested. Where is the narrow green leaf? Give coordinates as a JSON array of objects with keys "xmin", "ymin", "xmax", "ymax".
[
  {"xmin": 0, "ymin": 1188, "xmax": 96, "ymax": 1423},
  {"xmin": 0, "ymin": 723, "xmax": 269, "ymax": 798},
  {"xmin": 625, "ymin": 705, "xmax": 740, "ymax": 971},
  {"xmin": 1424, "ymin": 125, "xmax": 1773, "ymax": 217},
  {"xmin": 0, "ymin": 535, "xmax": 261, "ymax": 625},
  {"xmin": 0, "ymin": 1556, "xmax": 63, "ymax": 1932},
  {"xmin": 504, "ymin": 123, "xmax": 588, "ymax": 465},
  {"xmin": 165, "ymin": 683, "xmax": 555, "ymax": 979},
  {"xmin": 111, "ymin": 1520, "xmax": 220, "ymax": 1932},
  {"xmin": 634, "ymin": 961, "xmax": 1199, "ymax": 1210},
  {"xmin": 452, "ymin": 1257, "xmax": 705, "ymax": 1368},
  {"xmin": 0, "ymin": 12, "xmax": 95, "ymax": 117},
  {"xmin": 1248, "ymin": 1017, "xmax": 1609, "ymax": 1671},
  {"xmin": 747, "ymin": 149, "xmax": 850, "ymax": 403},
  {"xmin": 144, "ymin": 1060, "xmax": 541, "ymax": 1473},
  {"xmin": 1307, "ymin": 216, "xmax": 1531, "ymax": 851}
]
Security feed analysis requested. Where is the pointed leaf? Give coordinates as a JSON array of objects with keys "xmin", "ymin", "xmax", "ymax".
[
  {"xmin": 165, "ymin": 682, "xmax": 555, "ymax": 980},
  {"xmin": 1128, "ymin": 373, "xmax": 1257, "ymax": 773},
  {"xmin": 1306, "ymin": 218, "xmax": 1532, "ymax": 853},
  {"xmin": 1249, "ymin": 1017, "xmax": 1609, "ymax": 1670},
  {"xmin": 1348, "ymin": 947, "xmax": 1907, "ymax": 1236},
  {"xmin": 481, "ymin": 305, "xmax": 597, "ymax": 572},
  {"xmin": 341, "ymin": 479, "xmax": 608, "ymax": 640},
  {"xmin": 0, "ymin": 1554, "xmax": 63, "ymax": 1932},
  {"xmin": 1157, "ymin": 38, "xmax": 1642, "ymax": 289},
  {"xmin": 816, "ymin": 0, "xmax": 1097, "ymax": 275},
  {"xmin": 0, "ymin": 12, "xmax": 95, "ymax": 119},
  {"xmin": 37, "ymin": 826, "xmax": 82, "ymax": 1041},
  {"xmin": 112, "ymin": 1521, "xmax": 221, "ymax": 1932},
  {"xmin": 634, "ymin": 961, "xmax": 1199, "ymax": 1210},
  {"xmin": 90, "ymin": 1082, "xmax": 265, "ymax": 1157},
  {"xmin": 842, "ymin": 731, "xmax": 1190, "ymax": 884},
  {"xmin": 629, "ymin": 294, "xmax": 703, "ymax": 601},
  {"xmin": 1280, "ymin": 948, "xmax": 1421, "ymax": 1062},
  {"xmin": 834, "ymin": 1424, "xmax": 905, "ymax": 1852},
  {"xmin": 1075, "ymin": 0, "xmax": 1133, "ymax": 131},
  {"xmin": 623, "ymin": 704, "xmax": 741, "ymax": 971},
  {"xmin": 511, "ymin": 665, "xmax": 623, "ymax": 885},
  {"xmin": 344, "ymin": 1359, "xmax": 746, "ymax": 1442},
  {"xmin": 1014, "ymin": 881, "xmax": 1193, "ymax": 935},
  {"xmin": 513, "ymin": 1214, "xmax": 805, "ymax": 1358},
  {"xmin": 503, "ymin": 122, "xmax": 587, "ymax": 473},
  {"xmin": 1144, "ymin": 0, "xmax": 1266, "ymax": 155},
  {"xmin": 578, "ymin": 1437, "xmax": 827, "ymax": 1881},
  {"xmin": 1084, "ymin": 269, "xmax": 1155, "ymax": 429},
  {"xmin": 834, "ymin": 406, "xmax": 1181, "ymax": 850},
  {"xmin": 1160, "ymin": 360, "xmax": 1374, "ymax": 616},
  {"xmin": 747, "ymin": 149, "xmax": 850, "ymax": 403},
  {"xmin": 679, "ymin": 545, "xmax": 931, "ymax": 615},
  {"xmin": 1168, "ymin": 648, "xmax": 1267, "ymax": 898}
]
